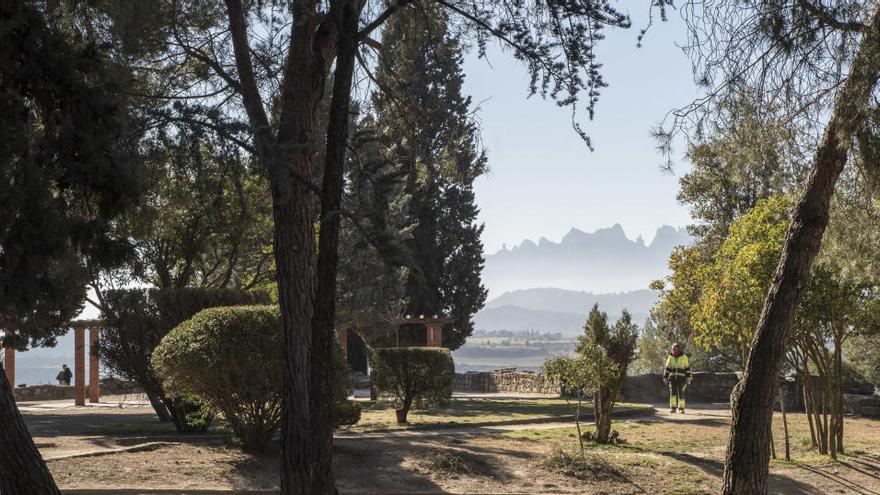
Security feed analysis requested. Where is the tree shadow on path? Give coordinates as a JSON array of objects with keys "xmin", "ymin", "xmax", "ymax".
[{"xmin": 656, "ymin": 451, "xmax": 823, "ymax": 495}]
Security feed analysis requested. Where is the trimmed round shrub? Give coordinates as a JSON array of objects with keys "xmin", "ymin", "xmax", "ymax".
[
  {"xmin": 99, "ymin": 287, "xmax": 271, "ymax": 433},
  {"xmin": 153, "ymin": 305, "xmax": 361, "ymax": 451},
  {"xmin": 153, "ymin": 305, "xmax": 282, "ymax": 452},
  {"xmin": 371, "ymin": 347, "xmax": 454, "ymax": 424}
]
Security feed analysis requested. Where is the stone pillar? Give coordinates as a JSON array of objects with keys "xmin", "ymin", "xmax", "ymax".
[
  {"xmin": 337, "ymin": 328, "xmax": 348, "ymax": 356},
  {"xmin": 89, "ymin": 326, "xmax": 100, "ymax": 403},
  {"xmin": 4, "ymin": 344, "xmax": 14, "ymax": 389},
  {"xmin": 426, "ymin": 324, "xmax": 443, "ymax": 347},
  {"xmin": 74, "ymin": 326, "xmax": 85, "ymax": 406}
]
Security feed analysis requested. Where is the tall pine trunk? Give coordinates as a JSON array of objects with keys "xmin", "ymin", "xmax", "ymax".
[
  {"xmin": 0, "ymin": 362, "xmax": 61, "ymax": 494},
  {"xmin": 222, "ymin": 0, "xmax": 339, "ymax": 490},
  {"xmin": 721, "ymin": 8, "xmax": 880, "ymax": 493},
  {"xmin": 272, "ymin": 43, "xmax": 328, "ymax": 494},
  {"xmin": 310, "ymin": 1, "xmax": 361, "ymax": 492}
]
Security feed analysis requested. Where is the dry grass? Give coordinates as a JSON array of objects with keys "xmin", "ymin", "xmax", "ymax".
[
  {"xmin": 26, "ymin": 402, "xmax": 880, "ymax": 494},
  {"xmin": 540, "ymin": 449, "xmax": 624, "ymax": 481},
  {"xmin": 353, "ymin": 397, "xmax": 649, "ymax": 431}
]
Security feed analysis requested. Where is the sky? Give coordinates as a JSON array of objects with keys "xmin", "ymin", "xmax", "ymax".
[{"xmin": 462, "ymin": 6, "xmax": 701, "ymax": 254}]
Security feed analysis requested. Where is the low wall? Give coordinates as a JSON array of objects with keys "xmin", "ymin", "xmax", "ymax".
[
  {"xmin": 454, "ymin": 368, "xmax": 561, "ymax": 395},
  {"xmin": 620, "ymin": 372, "xmax": 741, "ymax": 404},
  {"xmin": 453, "ymin": 369, "xmax": 874, "ymax": 413},
  {"xmin": 453, "ymin": 369, "xmax": 742, "ymax": 401},
  {"xmin": 13, "ymin": 378, "xmax": 143, "ymax": 402}
]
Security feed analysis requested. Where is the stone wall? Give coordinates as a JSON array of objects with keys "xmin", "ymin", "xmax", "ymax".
[
  {"xmin": 454, "ymin": 369, "xmax": 876, "ymax": 413},
  {"xmin": 454, "ymin": 368, "xmax": 561, "ymax": 395},
  {"xmin": 13, "ymin": 378, "xmax": 143, "ymax": 402},
  {"xmin": 845, "ymin": 395, "xmax": 880, "ymax": 418}
]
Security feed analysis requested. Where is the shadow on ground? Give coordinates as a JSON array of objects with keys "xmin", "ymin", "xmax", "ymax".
[{"xmin": 657, "ymin": 450, "xmax": 847, "ymax": 495}]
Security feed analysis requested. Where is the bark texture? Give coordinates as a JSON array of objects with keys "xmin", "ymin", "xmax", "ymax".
[
  {"xmin": 310, "ymin": 0, "xmax": 361, "ymax": 492},
  {"xmin": 223, "ymin": 0, "xmax": 339, "ymax": 491},
  {"xmin": 721, "ymin": 8, "xmax": 880, "ymax": 493},
  {"xmin": 0, "ymin": 362, "xmax": 61, "ymax": 494}
]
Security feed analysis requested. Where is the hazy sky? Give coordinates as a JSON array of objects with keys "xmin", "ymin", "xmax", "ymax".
[{"xmin": 462, "ymin": 6, "xmax": 701, "ymax": 254}]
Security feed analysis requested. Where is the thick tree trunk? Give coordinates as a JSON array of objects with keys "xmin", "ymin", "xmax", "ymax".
[
  {"xmin": 223, "ymin": 0, "xmax": 341, "ymax": 490},
  {"xmin": 309, "ymin": 2, "xmax": 361, "ymax": 493},
  {"xmin": 0, "ymin": 362, "xmax": 61, "ymax": 494},
  {"xmin": 274, "ymin": 157, "xmax": 320, "ymax": 494},
  {"xmin": 721, "ymin": 9, "xmax": 880, "ymax": 493}
]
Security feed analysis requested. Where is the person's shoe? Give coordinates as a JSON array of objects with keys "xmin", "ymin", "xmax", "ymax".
[
  {"xmin": 679, "ymin": 408, "xmax": 685, "ymax": 414},
  {"xmin": 670, "ymin": 408, "xmax": 676, "ymax": 413}
]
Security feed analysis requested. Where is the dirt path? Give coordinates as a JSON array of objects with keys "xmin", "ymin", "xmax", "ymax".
[{"xmin": 24, "ymin": 400, "xmax": 880, "ymax": 494}]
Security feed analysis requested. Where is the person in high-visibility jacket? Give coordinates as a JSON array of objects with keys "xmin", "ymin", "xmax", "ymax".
[{"xmin": 663, "ymin": 343, "xmax": 692, "ymax": 413}]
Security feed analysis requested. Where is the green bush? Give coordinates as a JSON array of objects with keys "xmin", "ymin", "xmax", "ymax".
[
  {"xmin": 99, "ymin": 287, "xmax": 270, "ymax": 433},
  {"xmin": 153, "ymin": 306, "xmax": 281, "ymax": 452},
  {"xmin": 371, "ymin": 347, "xmax": 454, "ymax": 424},
  {"xmin": 153, "ymin": 305, "xmax": 360, "ymax": 451},
  {"xmin": 334, "ymin": 400, "xmax": 362, "ymax": 429}
]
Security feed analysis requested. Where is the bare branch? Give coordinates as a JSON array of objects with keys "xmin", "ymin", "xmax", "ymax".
[
  {"xmin": 224, "ymin": 0, "xmax": 271, "ymax": 133},
  {"xmin": 359, "ymin": 0, "xmax": 413, "ymax": 39},
  {"xmin": 796, "ymin": 0, "xmax": 868, "ymax": 32}
]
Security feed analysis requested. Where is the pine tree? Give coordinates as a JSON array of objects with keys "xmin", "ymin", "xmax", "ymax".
[
  {"xmin": 374, "ymin": 3, "xmax": 488, "ymax": 350},
  {"xmin": 0, "ymin": 2, "xmax": 141, "ymax": 491}
]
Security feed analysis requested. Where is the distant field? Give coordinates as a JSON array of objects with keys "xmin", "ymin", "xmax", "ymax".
[{"xmin": 453, "ymin": 332, "xmax": 577, "ymax": 372}]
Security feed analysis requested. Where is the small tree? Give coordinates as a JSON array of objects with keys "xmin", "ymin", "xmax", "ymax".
[
  {"xmin": 546, "ymin": 305, "xmax": 637, "ymax": 446},
  {"xmin": 371, "ymin": 347, "xmax": 454, "ymax": 424},
  {"xmin": 543, "ymin": 347, "xmax": 617, "ymax": 452}
]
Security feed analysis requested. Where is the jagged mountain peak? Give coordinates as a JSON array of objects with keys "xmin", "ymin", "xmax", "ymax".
[{"xmin": 484, "ymin": 224, "xmax": 692, "ymax": 296}]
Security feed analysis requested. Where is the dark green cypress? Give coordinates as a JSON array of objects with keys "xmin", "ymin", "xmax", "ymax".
[{"xmin": 374, "ymin": 3, "xmax": 488, "ymax": 350}]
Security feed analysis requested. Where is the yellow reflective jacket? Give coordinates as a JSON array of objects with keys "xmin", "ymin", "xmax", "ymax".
[{"xmin": 664, "ymin": 354, "xmax": 691, "ymax": 379}]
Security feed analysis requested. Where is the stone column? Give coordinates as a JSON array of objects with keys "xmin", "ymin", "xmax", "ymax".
[
  {"xmin": 89, "ymin": 326, "xmax": 100, "ymax": 403},
  {"xmin": 4, "ymin": 345, "xmax": 14, "ymax": 389},
  {"xmin": 426, "ymin": 324, "xmax": 443, "ymax": 347},
  {"xmin": 74, "ymin": 326, "xmax": 85, "ymax": 406}
]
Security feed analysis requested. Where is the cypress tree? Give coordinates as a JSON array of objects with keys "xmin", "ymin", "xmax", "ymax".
[{"xmin": 374, "ymin": 3, "xmax": 488, "ymax": 350}]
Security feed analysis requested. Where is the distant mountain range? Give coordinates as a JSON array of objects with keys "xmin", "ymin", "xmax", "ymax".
[
  {"xmin": 471, "ymin": 224, "xmax": 692, "ymax": 336},
  {"xmin": 482, "ymin": 224, "xmax": 691, "ymax": 296},
  {"xmin": 474, "ymin": 288, "xmax": 656, "ymax": 336}
]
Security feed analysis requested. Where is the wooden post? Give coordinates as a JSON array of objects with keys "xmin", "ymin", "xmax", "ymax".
[
  {"xmin": 426, "ymin": 324, "xmax": 443, "ymax": 347},
  {"xmin": 4, "ymin": 345, "xmax": 14, "ymax": 389},
  {"xmin": 337, "ymin": 329, "xmax": 348, "ymax": 356},
  {"xmin": 89, "ymin": 326, "xmax": 100, "ymax": 403},
  {"xmin": 74, "ymin": 326, "xmax": 85, "ymax": 406}
]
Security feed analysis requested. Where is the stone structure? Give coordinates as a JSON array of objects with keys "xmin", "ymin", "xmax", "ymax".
[
  {"xmin": 454, "ymin": 368, "xmax": 561, "ymax": 395},
  {"xmin": 337, "ymin": 315, "xmax": 449, "ymax": 354},
  {"xmin": 451, "ymin": 369, "xmax": 864, "ymax": 413},
  {"xmin": 845, "ymin": 395, "xmax": 880, "ymax": 418},
  {"xmin": 3, "ymin": 320, "xmax": 103, "ymax": 405},
  {"xmin": 12, "ymin": 378, "xmax": 142, "ymax": 402},
  {"xmin": 619, "ymin": 372, "xmax": 742, "ymax": 404}
]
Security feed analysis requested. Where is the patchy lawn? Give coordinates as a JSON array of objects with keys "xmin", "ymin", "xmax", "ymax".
[
  {"xmin": 24, "ymin": 401, "xmax": 880, "ymax": 493},
  {"xmin": 353, "ymin": 397, "xmax": 650, "ymax": 431}
]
